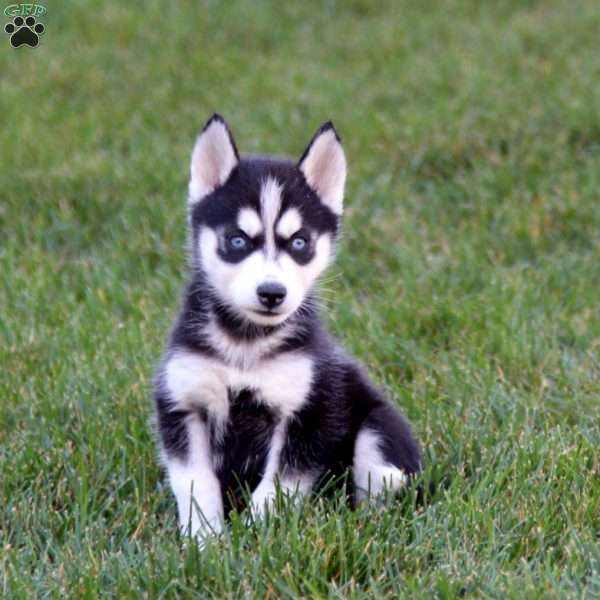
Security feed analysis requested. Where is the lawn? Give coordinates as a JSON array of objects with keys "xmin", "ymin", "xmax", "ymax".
[{"xmin": 1, "ymin": 1, "xmax": 599, "ymax": 598}]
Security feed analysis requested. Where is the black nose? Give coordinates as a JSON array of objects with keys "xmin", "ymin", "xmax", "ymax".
[{"xmin": 257, "ymin": 282, "xmax": 287, "ymax": 309}]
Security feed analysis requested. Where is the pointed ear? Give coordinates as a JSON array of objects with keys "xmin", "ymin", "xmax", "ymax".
[
  {"xmin": 298, "ymin": 122, "xmax": 347, "ymax": 215},
  {"xmin": 188, "ymin": 114, "xmax": 239, "ymax": 204}
]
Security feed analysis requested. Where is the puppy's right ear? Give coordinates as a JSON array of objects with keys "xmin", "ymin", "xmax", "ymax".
[
  {"xmin": 188, "ymin": 114, "xmax": 239, "ymax": 204},
  {"xmin": 298, "ymin": 121, "xmax": 346, "ymax": 215}
]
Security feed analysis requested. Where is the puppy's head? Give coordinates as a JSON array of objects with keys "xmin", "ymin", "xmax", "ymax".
[{"xmin": 187, "ymin": 114, "xmax": 347, "ymax": 327}]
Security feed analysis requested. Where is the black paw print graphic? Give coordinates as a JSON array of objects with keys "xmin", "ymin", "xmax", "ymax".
[{"xmin": 5, "ymin": 15, "xmax": 45, "ymax": 48}]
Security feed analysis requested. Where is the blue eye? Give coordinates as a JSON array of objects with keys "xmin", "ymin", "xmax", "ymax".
[
  {"xmin": 228, "ymin": 235, "xmax": 248, "ymax": 250},
  {"xmin": 290, "ymin": 236, "xmax": 307, "ymax": 251}
]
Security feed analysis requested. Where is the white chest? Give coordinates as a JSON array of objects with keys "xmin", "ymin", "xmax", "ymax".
[{"xmin": 164, "ymin": 349, "xmax": 313, "ymax": 421}]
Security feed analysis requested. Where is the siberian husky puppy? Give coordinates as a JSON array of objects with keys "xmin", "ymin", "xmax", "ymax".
[{"xmin": 154, "ymin": 115, "xmax": 421, "ymax": 540}]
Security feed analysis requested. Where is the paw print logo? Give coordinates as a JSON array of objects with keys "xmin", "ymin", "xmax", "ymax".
[{"xmin": 4, "ymin": 15, "xmax": 45, "ymax": 47}]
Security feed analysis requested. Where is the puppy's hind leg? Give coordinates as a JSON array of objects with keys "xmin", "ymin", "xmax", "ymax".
[{"xmin": 353, "ymin": 403, "xmax": 421, "ymax": 504}]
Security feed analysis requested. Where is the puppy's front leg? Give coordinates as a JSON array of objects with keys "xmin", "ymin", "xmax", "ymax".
[
  {"xmin": 157, "ymin": 351, "xmax": 229, "ymax": 540},
  {"xmin": 251, "ymin": 423, "xmax": 315, "ymax": 517},
  {"xmin": 165, "ymin": 414, "xmax": 223, "ymax": 539}
]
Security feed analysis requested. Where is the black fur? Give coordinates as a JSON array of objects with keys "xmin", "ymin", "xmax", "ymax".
[
  {"xmin": 213, "ymin": 388, "xmax": 279, "ymax": 513},
  {"xmin": 190, "ymin": 157, "xmax": 339, "ymax": 238}
]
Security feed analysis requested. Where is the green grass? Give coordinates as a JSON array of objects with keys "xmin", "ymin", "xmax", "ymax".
[{"xmin": 1, "ymin": 1, "xmax": 599, "ymax": 597}]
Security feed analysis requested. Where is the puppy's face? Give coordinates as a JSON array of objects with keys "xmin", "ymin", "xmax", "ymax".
[{"xmin": 187, "ymin": 116, "xmax": 347, "ymax": 326}]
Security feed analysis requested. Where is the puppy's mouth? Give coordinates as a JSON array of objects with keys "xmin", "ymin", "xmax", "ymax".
[
  {"xmin": 250, "ymin": 309, "xmax": 281, "ymax": 317},
  {"xmin": 244, "ymin": 307, "xmax": 290, "ymax": 325}
]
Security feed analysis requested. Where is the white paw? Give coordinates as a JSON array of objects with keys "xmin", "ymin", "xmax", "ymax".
[
  {"xmin": 180, "ymin": 512, "xmax": 223, "ymax": 548},
  {"xmin": 355, "ymin": 465, "xmax": 407, "ymax": 503},
  {"xmin": 250, "ymin": 482, "xmax": 277, "ymax": 519}
]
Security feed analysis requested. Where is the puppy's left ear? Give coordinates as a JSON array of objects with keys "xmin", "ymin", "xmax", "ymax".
[
  {"xmin": 298, "ymin": 122, "xmax": 347, "ymax": 215},
  {"xmin": 189, "ymin": 114, "xmax": 239, "ymax": 204}
]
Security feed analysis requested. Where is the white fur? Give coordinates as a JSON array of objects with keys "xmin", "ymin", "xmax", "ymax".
[
  {"xmin": 204, "ymin": 318, "xmax": 292, "ymax": 371},
  {"xmin": 251, "ymin": 422, "xmax": 286, "ymax": 515},
  {"xmin": 164, "ymin": 348, "xmax": 313, "ymax": 419},
  {"xmin": 164, "ymin": 349, "xmax": 229, "ymax": 422},
  {"xmin": 189, "ymin": 120, "xmax": 238, "ymax": 203},
  {"xmin": 276, "ymin": 207, "xmax": 302, "ymax": 239},
  {"xmin": 251, "ymin": 423, "xmax": 316, "ymax": 517},
  {"xmin": 237, "ymin": 207, "xmax": 263, "ymax": 238},
  {"xmin": 254, "ymin": 352, "xmax": 313, "ymax": 416},
  {"xmin": 299, "ymin": 129, "xmax": 347, "ymax": 215},
  {"xmin": 260, "ymin": 177, "xmax": 283, "ymax": 258},
  {"xmin": 199, "ymin": 226, "xmax": 332, "ymax": 327},
  {"xmin": 166, "ymin": 415, "xmax": 224, "ymax": 539},
  {"xmin": 279, "ymin": 472, "xmax": 316, "ymax": 496},
  {"xmin": 353, "ymin": 429, "xmax": 407, "ymax": 503}
]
